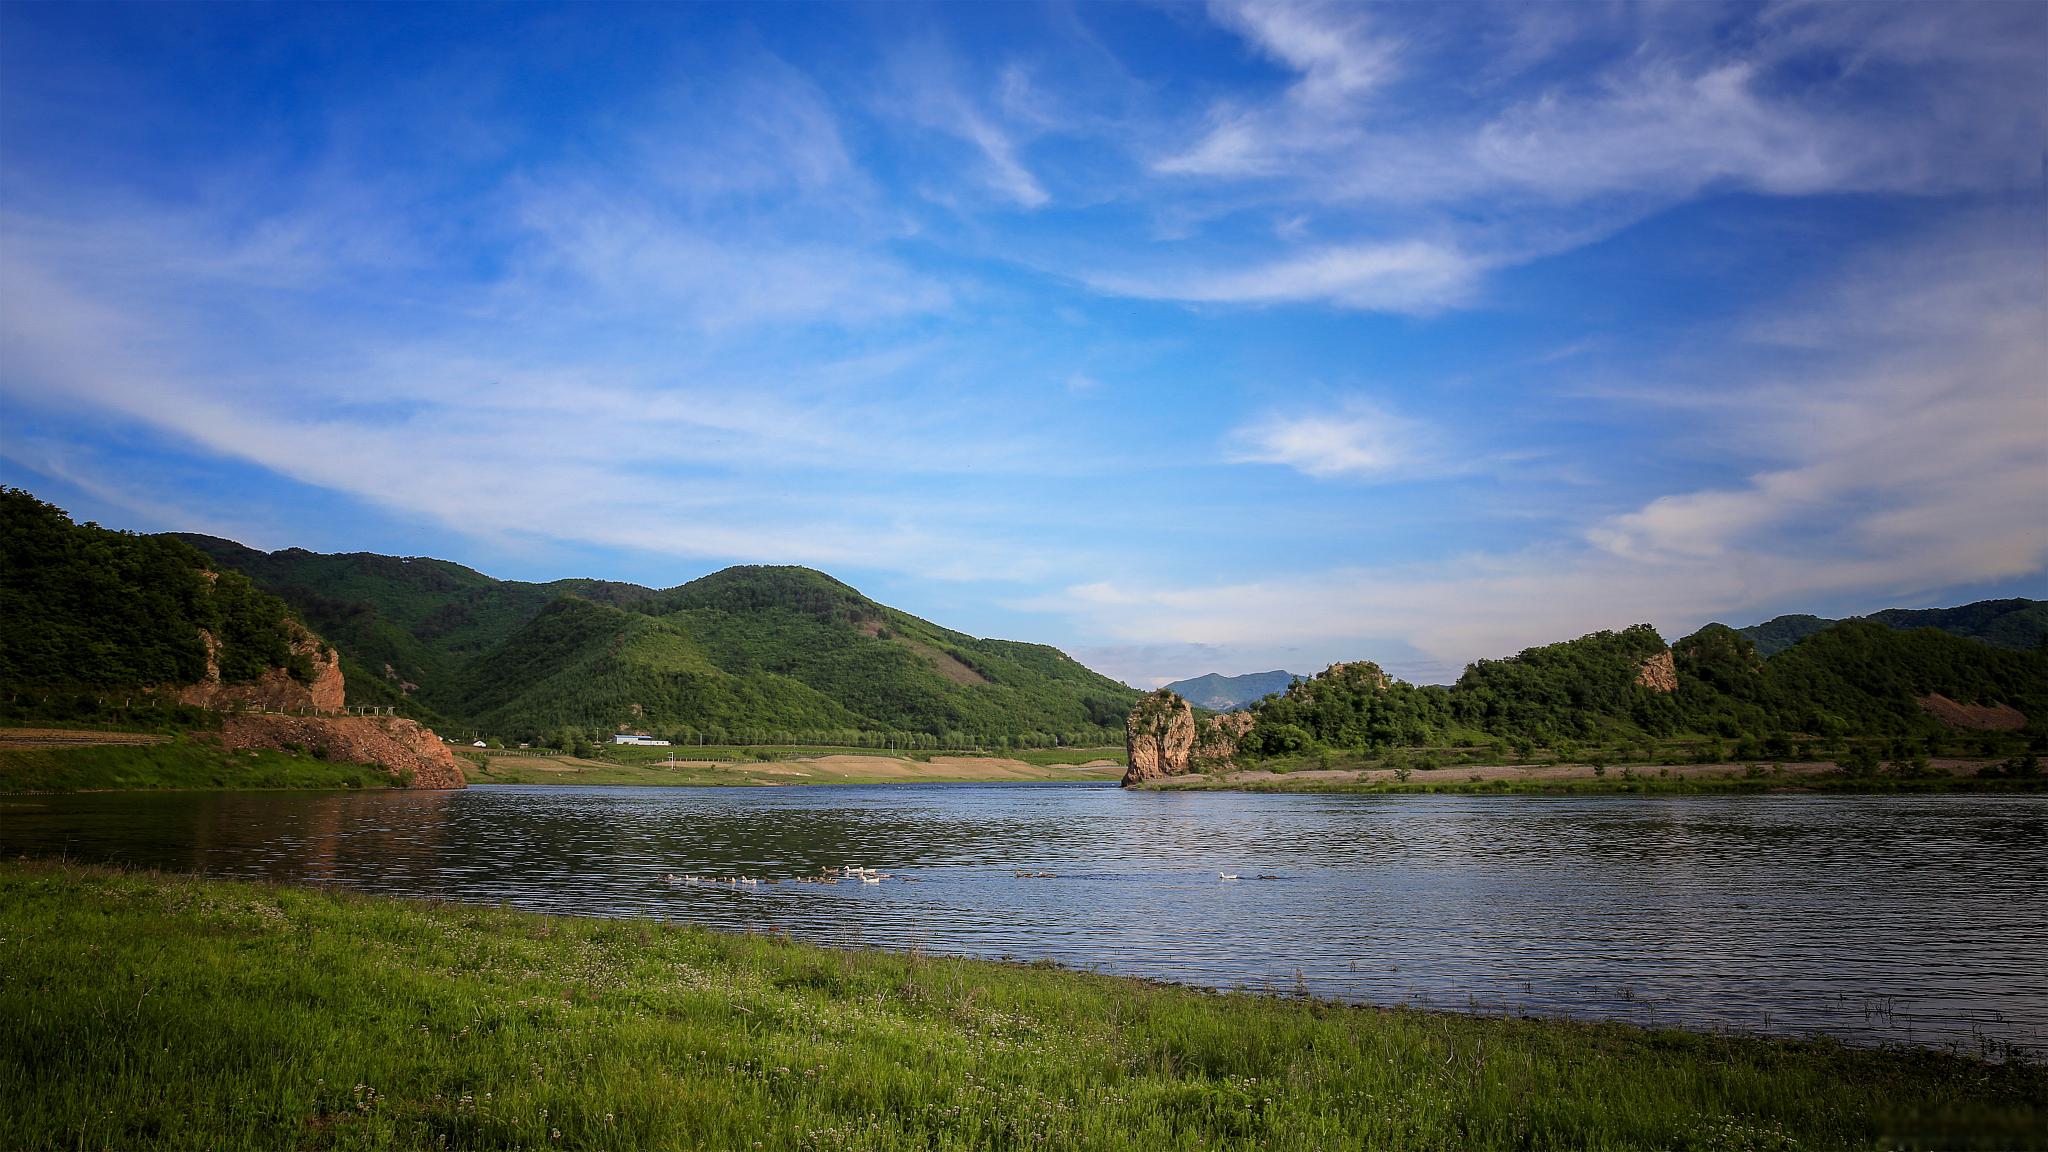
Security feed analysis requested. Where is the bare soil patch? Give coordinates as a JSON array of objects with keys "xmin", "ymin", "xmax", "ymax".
[
  {"xmin": 857, "ymin": 621, "xmax": 988, "ymax": 686},
  {"xmin": 0, "ymin": 728, "xmax": 171, "ymax": 749},
  {"xmin": 1918, "ymin": 694, "xmax": 2027, "ymax": 732}
]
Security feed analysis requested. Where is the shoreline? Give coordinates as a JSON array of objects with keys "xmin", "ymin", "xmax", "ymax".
[
  {"xmin": 1140, "ymin": 756, "xmax": 2045, "ymax": 795},
  {"xmin": 464, "ymin": 750, "xmax": 1126, "ymax": 788},
  {"xmin": 4, "ymin": 859, "xmax": 2042, "ymax": 1149}
]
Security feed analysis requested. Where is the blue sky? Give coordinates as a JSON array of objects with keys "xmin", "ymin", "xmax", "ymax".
[{"xmin": 2, "ymin": 1, "xmax": 2043, "ymax": 687}]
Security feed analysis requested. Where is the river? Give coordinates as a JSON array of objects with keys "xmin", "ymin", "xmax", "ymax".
[{"xmin": 6, "ymin": 783, "xmax": 2044, "ymax": 1057}]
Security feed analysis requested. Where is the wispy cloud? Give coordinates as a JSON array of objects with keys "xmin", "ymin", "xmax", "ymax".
[
  {"xmin": 1227, "ymin": 400, "xmax": 1422, "ymax": 479},
  {"xmin": 1216, "ymin": 0, "xmax": 1400, "ymax": 109},
  {"xmin": 1156, "ymin": 0, "xmax": 1398, "ymax": 177},
  {"xmin": 1, "ymin": 3, "xmax": 2039, "ymax": 679},
  {"xmin": 1119, "ymin": 0, "xmax": 2048, "ymax": 323},
  {"xmin": 1041, "ymin": 213, "xmax": 2048, "ymax": 685},
  {"xmin": 1090, "ymin": 239, "xmax": 1480, "ymax": 313},
  {"xmin": 884, "ymin": 41, "xmax": 1051, "ymax": 209}
]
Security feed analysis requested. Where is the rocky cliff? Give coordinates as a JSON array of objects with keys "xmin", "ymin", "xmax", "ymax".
[
  {"xmin": 218, "ymin": 714, "xmax": 467, "ymax": 789},
  {"xmin": 171, "ymin": 619, "xmax": 346, "ymax": 713},
  {"xmin": 1123, "ymin": 689, "xmax": 1196, "ymax": 786},
  {"xmin": 1192, "ymin": 709, "xmax": 1254, "ymax": 771},
  {"xmin": 1634, "ymin": 649, "xmax": 1678, "ymax": 693},
  {"xmin": 169, "ymin": 615, "xmax": 462, "ymax": 787}
]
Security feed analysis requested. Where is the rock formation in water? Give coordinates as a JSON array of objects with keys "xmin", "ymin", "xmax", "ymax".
[
  {"xmin": 1123, "ymin": 689, "xmax": 1196, "ymax": 786},
  {"xmin": 1634, "ymin": 649, "xmax": 1679, "ymax": 693},
  {"xmin": 218, "ymin": 713, "xmax": 468, "ymax": 789},
  {"xmin": 171, "ymin": 619, "xmax": 346, "ymax": 713}
]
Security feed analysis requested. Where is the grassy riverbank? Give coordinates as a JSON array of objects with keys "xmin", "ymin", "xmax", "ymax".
[
  {"xmin": 0, "ymin": 737, "xmax": 393, "ymax": 793},
  {"xmin": 2, "ymin": 862, "xmax": 2041, "ymax": 1150}
]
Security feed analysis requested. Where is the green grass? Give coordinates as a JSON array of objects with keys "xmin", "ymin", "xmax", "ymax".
[
  {"xmin": 0, "ymin": 739, "xmax": 394, "ymax": 793},
  {"xmin": 1, "ymin": 862, "xmax": 2041, "ymax": 1151}
]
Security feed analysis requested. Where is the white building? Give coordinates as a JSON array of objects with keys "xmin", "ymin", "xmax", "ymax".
[{"xmin": 612, "ymin": 734, "xmax": 672, "ymax": 746}]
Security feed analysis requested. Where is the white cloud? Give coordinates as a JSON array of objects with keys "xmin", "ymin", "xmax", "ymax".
[
  {"xmin": 1211, "ymin": 0, "xmax": 1400, "ymax": 109},
  {"xmin": 1227, "ymin": 401, "xmax": 1419, "ymax": 479},
  {"xmin": 1124, "ymin": 0, "xmax": 2047, "ymax": 323},
  {"xmin": 1155, "ymin": 0, "xmax": 1398, "ymax": 176},
  {"xmin": 513, "ymin": 187, "xmax": 949, "ymax": 331},
  {"xmin": 885, "ymin": 42, "xmax": 1051, "ymax": 209},
  {"xmin": 1041, "ymin": 213, "xmax": 2048, "ymax": 686},
  {"xmin": 1461, "ymin": 60, "xmax": 1911, "ymax": 202},
  {"xmin": 1091, "ymin": 239, "xmax": 1481, "ymax": 313},
  {"xmin": 1153, "ymin": 106, "xmax": 1279, "ymax": 178}
]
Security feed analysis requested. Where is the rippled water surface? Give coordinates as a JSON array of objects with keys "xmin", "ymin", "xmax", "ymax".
[{"xmin": 7, "ymin": 783, "xmax": 2045, "ymax": 1055}]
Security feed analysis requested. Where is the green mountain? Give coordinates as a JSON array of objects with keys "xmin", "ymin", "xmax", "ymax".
[
  {"xmin": 1737, "ymin": 599, "xmax": 2046, "ymax": 657},
  {"xmin": 1161, "ymin": 671, "xmax": 1303, "ymax": 712},
  {"xmin": 173, "ymin": 536, "xmax": 1138, "ymax": 747},
  {"xmin": 1866, "ymin": 600, "xmax": 2048, "ymax": 651},
  {"xmin": 1232, "ymin": 618, "xmax": 2047, "ymax": 758},
  {"xmin": 1735, "ymin": 615, "xmax": 1835, "ymax": 658}
]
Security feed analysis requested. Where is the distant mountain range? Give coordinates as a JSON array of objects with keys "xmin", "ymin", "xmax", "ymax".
[
  {"xmin": 1737, "ymin": 599, "xmax": 2047, "ymax": 657},
  {"xmin": 1161, "ymin": 670, "xmax": 1304, "ymax": 712}
]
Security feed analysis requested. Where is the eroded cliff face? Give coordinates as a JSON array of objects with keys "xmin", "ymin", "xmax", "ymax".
[
  {"xmin": 172, "ymin": 620, "xmax": 345, "ymax": 713},
  {"xmin": 1634, "ymin": 650, "xmax": 1679, "ymax": 693},
  {"xmin": 218, "ymin": 714, "xmax": 467, "ymax": 789},
  {"xmin": 1123, "ymin": 689, "xmax": 1196, "ymax": 786},
  {"xmin": 1192, "ymin": 709, "xmax": 1255, "ymax": 772},
  {"xmin": 162, "ymin": 613, "xmax": 462, "ymax": 787}
]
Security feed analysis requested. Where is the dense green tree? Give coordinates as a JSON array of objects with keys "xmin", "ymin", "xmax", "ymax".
[{"xmin": 0, "ymin": 490, "xmax": 307, "ymax": 694}]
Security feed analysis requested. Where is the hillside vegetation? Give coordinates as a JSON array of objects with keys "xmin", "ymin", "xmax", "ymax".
[
  {"xmin": 1740, "ymin": 599, "xmax": 2047, "ymax": 656},
  {"xmin": 176, "ymin": 535, "xmax": 1138, "ymax": 748},
  {"xmin": 1231, "ymin": 619, "xmax": 2047, "ymax": 765},
  {"xmin": 0, "ymin": 490, "xmax": 314, "ymax": 695}
]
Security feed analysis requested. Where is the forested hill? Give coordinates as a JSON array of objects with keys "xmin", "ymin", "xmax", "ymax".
[
  {"xmin": 173, "ymin": 536, "xmax": 1138, "ymax": 748},
  {"xmin": 1737, "ymin": 599, "xmax": 2046, "ymax": 657},
  {"xmin": 1231, "ymin": 619, "xmax": 2047, "ymax": 761},
  {"xmin": 0, "ymin": 491, "xmax": 314, "ymax": 694}
]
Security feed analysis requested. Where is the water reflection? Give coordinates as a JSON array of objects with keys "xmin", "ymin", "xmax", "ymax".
[{"xmin": 5, "ymin": 784, "xmax": 2044, "ymax": 1057}]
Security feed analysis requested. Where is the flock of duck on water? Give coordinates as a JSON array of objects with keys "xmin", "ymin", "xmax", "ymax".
[{"xmin": 661, "ymin": 866, "xmax": 1275, "ymax": 887}]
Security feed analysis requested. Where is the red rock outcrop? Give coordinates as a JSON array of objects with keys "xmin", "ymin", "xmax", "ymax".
[
  {"xmin": 173, "ymin": 620, "xmax": 345, "ymax": 713},
  {"xmin": 1917, "ymin": 694, "xmax": 2027, "ymax": 732},
  {"xmin": 218, "ymin": 714, "xmax": 467, "ymax": 789},
  {"xmin": 1635, "ymin": 650, "xmax": 1678, "ymax": 693},
  {"xmin": 1123, "ymin": 689, "xmax": 1196, "ymax": 786}
]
